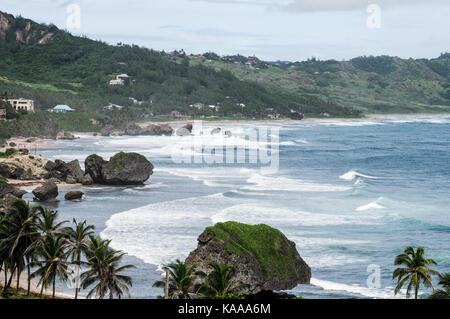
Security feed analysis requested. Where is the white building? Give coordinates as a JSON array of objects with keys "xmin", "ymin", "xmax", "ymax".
[
  {"xmin": 49, "ymin": 105, "xmax": 75, "ymax": 113},
  {"xmin": 109, "ymin": 74, "xmax": 129, "ymax": 86},
  {"xmin": 8, "ymin": 98, "xmax": 35, "ymax": 113},
  {"xmin": 104, "ymin": 104, "xmax": 123, "ymax": 110}
]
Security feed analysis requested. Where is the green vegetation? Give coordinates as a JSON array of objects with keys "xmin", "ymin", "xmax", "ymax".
[
  {"xmin": 0, "ymin": 10, "xmax": 343, "ymax": 124},
  {"xmin": 0, "ymin": 199, "xmax": 134, "ymax": 299},
  {"xmin": 0, "ymin": 148, "xmax": 16, "ymax": 158},
  {"xmin": 205, "ymin": 221, "xmax": 300, "ymax": 278},
  {"xmin": 197, "ymin": 262, "xmax": 247, "ymax": 298},
  {"xmin": 193, "ymin": 53, "xmax": 450, "ymax": 115},
  {"xmin": 393, "ymin": 246, "xmax": 441, "ymax": 299},
  {"xmin": 429, "ymin": 273, "xmax": 450, "ymax": 299},
  {"xmin": 153, "ymin": 259, "xmax": 201, "ymax": 299}
]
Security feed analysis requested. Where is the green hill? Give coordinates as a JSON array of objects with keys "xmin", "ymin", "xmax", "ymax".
[
  {"xmin": 192, "ymin": 53, "xmax": 450, "ymax": 114},
  {"xmin": 0, "ymin": 11, "xmax": 361, "ymax": 123}
]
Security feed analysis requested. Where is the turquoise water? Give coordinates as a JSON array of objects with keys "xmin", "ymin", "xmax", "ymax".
[{"xmin": 26, "ymin": 115, "xmax": 450, "ymax": 299}]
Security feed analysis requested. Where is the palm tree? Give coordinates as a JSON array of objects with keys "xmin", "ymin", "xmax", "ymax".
[
  {"xmin": 64, "ymin": 219, "xmax": 94, "ymax": 299},
  {"xmin": 0, "ymin": 200, "xmax": 39, "ymax": 296},
  {"xmin": 81, "ymin": 236, "xmax": 134, "ymax": 299},
  {"xmin": 31, "ymin": 233, "xmax": 71, "ymax": 298},
  {"xmin": 429, "ymin": 273, "xmax": 450, "ymax": 299},
  {"xmin": 153, "ymin": 259, "xmax": 200, "ymax": 299},
  {"xmin": 393, "ymin": 246, "xmax": 441, "ymax": 299},
  {"xmin": 33, "ymin": 207, "xmax": 67, "ymax": 236},
  {"xmin": 199, "ymin": 262, "xmax": 245, "ymax": 298}
]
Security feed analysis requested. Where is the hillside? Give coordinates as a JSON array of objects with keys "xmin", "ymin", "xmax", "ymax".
[
  {"xmin": 0, "ymin": 11, "xmax": 362, "ymax": 122},
  {"xmin": 192, "ymin": 53, "xmax": 450, "ymax": 114}
]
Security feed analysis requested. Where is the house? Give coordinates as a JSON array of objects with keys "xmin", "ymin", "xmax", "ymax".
[
  {"xmin": 49, "ymin": 105, "xmax": 75, "ymax": 113},
  {"xmin": 170, "ymin": 111, "xmax": 183, "ymax": 119},
  {"xmin": 104, "ymin": 104, "xmax": 123, "ymax": 110},
  {"xmin": 109, "ymin": 74, "xmax": 129, "ymax": 86},
  {"xmin": 189, "ymin": 102, "xmax": 205, "ymax": 110},
  {"xmin": 208, "ymin": 105, "xmax": 220, "ymax": 112},
  {"xmin": 8, "ymin": 98, "xmax": 35, "ymax": 113}
]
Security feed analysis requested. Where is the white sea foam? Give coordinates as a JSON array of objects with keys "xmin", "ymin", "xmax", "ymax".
[
  {"xmin": 244, "ymin": 173, "xmax": 351, "ymax": 192},
  {"xmin": 310, "ymin": 278, "xmax": 399, "ymax": 299},
  {"xmin": 356, "ymin": 198, "xmax": 386, "ymax": 212},
  {"xmin": 340, "ymin": 170, "xmax": 378, "ymax": 181},
  {"xmin": 211, "ymin": 204, "xmax": 384, "ymax": 227}
]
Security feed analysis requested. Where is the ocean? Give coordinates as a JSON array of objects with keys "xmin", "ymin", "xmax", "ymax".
[{"xmin": 22, "ymin": 115, "xmax": 450, "ymax": 299}]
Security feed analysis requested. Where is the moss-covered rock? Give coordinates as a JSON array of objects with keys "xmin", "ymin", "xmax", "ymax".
[
  {"xmin": 101, "ymin": 152, "xmax": 154, "ymax": 185},
  {"xmin": 185, "ymin": 221, "xmax": 311, "ymax": 295}
]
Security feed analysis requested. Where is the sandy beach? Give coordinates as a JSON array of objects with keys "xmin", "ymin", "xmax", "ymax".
[
  {"xmin": 0, "ymin": 269, "xmax": 77, "ymax": 299},
  {"xmin": 1, "ymin": 136, "xmax": 51, "ymax": 153}
]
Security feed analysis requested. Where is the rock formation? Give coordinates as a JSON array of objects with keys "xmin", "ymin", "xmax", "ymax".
[
  {"xmin": 32, "ymin": 180, "xmax": 59, "ymax": 202},
  {"xmin": 65, "ymin": 191, "xmax": 84, "ymax": 201},
  {"xmin": 185, "ymin": 221, "xmax": 311, "ymax": 295},
  {"xmin": 83, "ymin": 152, "xmax": 153, "ymax": 185},
  {"xmin": 101, "ymin": 152, "xmax": 154, "ymax": 185}
]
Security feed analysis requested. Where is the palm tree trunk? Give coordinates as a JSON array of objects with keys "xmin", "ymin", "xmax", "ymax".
[
  {"xmin": 27, "ymin": 257, "xmax": 31, "ymax": 296},
  {"xmin": 6, "ymin": 266, "xmax": 16, "ymax": 290},
  {"xmin": 16, "ymin": 269, "xmax": 20, "ymax": 293},
  {"xmin": 53, "ymin": 277, "xmax": 56, "ymax": 298},
  {"xmin": 415, "ymin": 285, "xmax": 419, "ymax": 299},
  {"xmin": 75, "ymin": 253, "xmax": 80, "ymax": 299},
  {"xmin": 40, "ymin": 281, "xmax": 44, "ymax": 298}
]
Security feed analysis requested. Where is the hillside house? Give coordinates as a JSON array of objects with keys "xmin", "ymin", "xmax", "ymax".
[
  {"xmin": 49, "ymin": 105, "xmax": 75, "ymax": 113},
  {"xmin": 8, "ymin": 98, "xmax": 35, "ymax": 113},
  {"xmin": 109, "ymin": 74, "xmax": 129, "ymax": 86}
]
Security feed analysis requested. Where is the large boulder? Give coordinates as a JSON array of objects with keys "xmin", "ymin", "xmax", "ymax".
[
  {"xmin": 84, "ymin": 155, "xmax": 107, "ymax": 183},
  {"xmin": 57, "ymin": 131, "xmax": 77, "ymax": 140},
  {"xmin": 211, "ymin": 128, "xmax": 221, "ymax": 135},
  {"xmin": 81, "ymin": 174, "xmax": 93, "ymax": 185},
  {"xmin": 142, "ymin": 124, "xmax": 173, "ymax": 136},
  {"xmin": 0, "ymin": 193, "xmax": 20, "ymax": 214},
  {"xmin": 66, "ymin": 160, "xmax": 84, "ymax": 182},
  {"xmin": 185, "ymin": 222, "xmax": 311, "ymax": 295},
  {"xmin": 65, "ymin": 191, "xmax": 84, "ymax": 201},
  {"xmin": 0, "ymin": 181, "xmax": 26, "ymax": 199},
  {"xmin": 176, "ymin": 128, "xmax": 191, "ymax": 136},
  {"xmin": 100, "ymin": 125, "xmax": 115, "ymax": 137},
  {"xmin": 101, "ymin": 152, "xmax": 154, "ymax": 185},
  {"xmin": 32, "ymin": 180, "xmax": 59, "ymax": 202},
  {"xmin": 183, "ymin": 123, "xmax": 193, "ymax": 133}
]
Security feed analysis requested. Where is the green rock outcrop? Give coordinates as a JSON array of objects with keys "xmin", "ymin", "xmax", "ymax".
[{"xmin": 185, "ymin": 221, "xmax": 311, "ymax": 295}]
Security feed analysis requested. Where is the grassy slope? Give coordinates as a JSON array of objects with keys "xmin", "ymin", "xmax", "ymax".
[
  {"xmin": 206, "ymin": 221, "xmax": 300, "ymax": 279},
  {"xmin": 192, "ymin": 54, "xmax": 450, "ymax": 114}
]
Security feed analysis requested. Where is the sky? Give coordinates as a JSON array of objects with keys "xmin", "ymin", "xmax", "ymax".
[{"xmin": 2, "ymin": 0, "xmax": 449, "ymax": 61}]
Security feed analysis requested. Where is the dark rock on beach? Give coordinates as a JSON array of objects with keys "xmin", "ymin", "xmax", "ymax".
[
  {"xmin": 84, "ymin": 154, "xmax": 107, "ymax": 183},
  {"xmin": 81, "ymin": 173, "xmax": 93, "ymax": 185},
  {"xmin": 211, "ymin": 128, "xmax": 221, "ymax": 135},
  {"xmin": 32, "ymin": 180, "xmax": 59, "ymax": 202},
  {"xmin": 185, "ymin": 221, "xmax": 311, "ymax": 295}
]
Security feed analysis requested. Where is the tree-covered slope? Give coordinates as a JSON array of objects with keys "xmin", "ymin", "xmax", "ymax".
[
  {"xmin": 0, "ymin": 11, "xmax": 361, "ymax": 119},
  {"xmin": 192, "ymin": 53, "xmax": 450, "ymax": 114}
]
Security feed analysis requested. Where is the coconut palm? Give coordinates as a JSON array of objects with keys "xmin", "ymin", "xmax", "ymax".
[
  {"xmin": 31, "ymin": 233, "xmax": 71, "ymax": 298},
  {"xmin": 81, "ymin": 236, "xmax": 134, "ymax": 299},
  {"xmin": 0, "ymin": 200, "xmax": 39, "ymax": 295},
  {"xmin": 153, "ymin": 259, "xmax": 201, "ymax": 299},
  {"xmin": 199, "ymin": 262, "xmax": 246, "ymax": 298},
  {"xmin": 33, "ymin": 207, "xmax": 68, "ymax": 236},
  {"xmin": 393, "ymin": 246, "xmax": 441, "ymax": 299},
  {"xmin": 429, "ymin": 273, "xmax": 450, "ymax": 299},
  {"xmin": 64, "ymin": 219, "xmax": 95, "ymax": 299}
]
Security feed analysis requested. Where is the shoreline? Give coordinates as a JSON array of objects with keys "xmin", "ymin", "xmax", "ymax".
[
  {"xmin": 138, "ymin": 112, "xmax": 450, "ymax": 127},
  {"xmin": 0, "ymin": 270, "xmax": 78, "ymax": 299},
  {"xmin": 1, "ymin": 136, "xmax": 51, "ymax": 153}
]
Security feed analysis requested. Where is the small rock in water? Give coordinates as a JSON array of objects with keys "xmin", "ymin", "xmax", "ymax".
[
  {"xmin": 65, "ymin": 191, "xmax": 84, "ymax": 201},
  {"xmin": 211, "ymin": 128, "xmax": 221, "ymax": 135}
]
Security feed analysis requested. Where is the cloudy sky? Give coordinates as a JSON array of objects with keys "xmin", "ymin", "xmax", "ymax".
[{"xmin": 2, "ymin": 0, "xmax": 449, "ymax": 61}]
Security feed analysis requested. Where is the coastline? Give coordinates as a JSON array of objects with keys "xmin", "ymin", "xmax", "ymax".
[
  {"xmin": 1, "ymin": 136, "xmax": 51, "ymax": 153},
  {"xmin": 0, "ymin": 270, "xmax": 77, "ymax": 299},
  {"xmin": 138, "ymin": 112, "xmax": 450, "ymax": 127}
]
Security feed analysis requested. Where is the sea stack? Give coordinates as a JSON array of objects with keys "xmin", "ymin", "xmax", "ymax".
[{"xmin": 185, "ymin": 221, "xmax": 311, "ymax": 295}]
